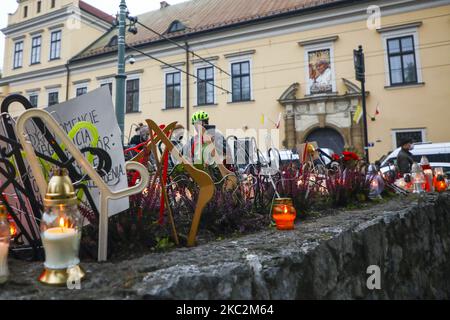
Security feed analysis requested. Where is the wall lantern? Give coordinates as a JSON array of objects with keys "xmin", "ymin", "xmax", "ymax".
[
  {"xmin": 38, "ymin": 167, "xmax": 85, "ymax": 286},
  {"xmin": 272, "ymin": 198, "xmax": 297, "ymax": 230}
]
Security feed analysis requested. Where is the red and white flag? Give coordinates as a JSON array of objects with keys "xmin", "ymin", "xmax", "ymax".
[
  {"xmin": 374, "ymin": 103, "xmax": 380, "ymax": 116},
  {"xmin": 275, "ymin": 112, "xmax": 282, "ymax": 129}
]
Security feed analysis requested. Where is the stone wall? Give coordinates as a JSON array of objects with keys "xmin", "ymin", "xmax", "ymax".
[{"xmin": 2, "ymin": 193, "xmax": 450, "ymax": 299}]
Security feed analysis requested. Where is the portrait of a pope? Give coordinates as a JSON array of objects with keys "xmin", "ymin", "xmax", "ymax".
[{"xmin": 308, "ymin": 49, "xmax": 333, "ymax": 94}]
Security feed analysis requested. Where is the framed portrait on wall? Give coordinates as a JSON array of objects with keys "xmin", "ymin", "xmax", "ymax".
[{"xmin": 308, "ymin": 49, "xmax": 333, "ymax": 94}]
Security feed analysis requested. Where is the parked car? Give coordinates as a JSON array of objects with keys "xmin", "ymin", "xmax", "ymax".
[
  {"xmin": 380, "ymin": 142, "xmax": 450, "ymax": 178},
  {"xmin": 278, "ymin": 149, "xmax": 299, "ymax": 165}
]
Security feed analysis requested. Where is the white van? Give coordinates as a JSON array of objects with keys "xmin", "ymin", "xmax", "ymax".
[{"xmin": 380, "ymin": 142, "xmax": 450, "ymax": 177}]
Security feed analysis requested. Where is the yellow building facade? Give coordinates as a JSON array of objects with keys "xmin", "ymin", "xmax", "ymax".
[
  {"xmin": 0, "ymin": 0, "xmax": 112, "ymax": 113},
  {"xmin": 1, "ymin": 0, "xmax": 450, "ymax": 160}
]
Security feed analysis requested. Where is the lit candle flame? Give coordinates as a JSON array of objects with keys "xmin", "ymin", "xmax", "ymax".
[
  {"xmin": 10, "ymin": 223, "xmax": 17, "ymax": 238},
  {"xmin": 283, "ymin": 205, "xmax": 288, "ymax": 214},
  {"xmin": 59, "ymin": 217, "xmax": 65, "ymax": 228}
]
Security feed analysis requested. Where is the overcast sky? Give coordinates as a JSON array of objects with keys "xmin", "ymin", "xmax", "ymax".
[{"xmin": 0, "ymin": 0, "xmax": 188, "ymax": 71}]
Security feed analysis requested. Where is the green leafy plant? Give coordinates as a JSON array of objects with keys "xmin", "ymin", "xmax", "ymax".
[{"xmin": 154, "ymin": 237, "xmax": 175, "ymax": 251}]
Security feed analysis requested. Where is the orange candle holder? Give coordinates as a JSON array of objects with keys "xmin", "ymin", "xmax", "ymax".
[
  {"xmin": 272, "ymin": 198, "xmax": 297, "ymax": 230},
  {"xmin": 435, "ymin": 176, "xmax": 448, "ymax": 193}
]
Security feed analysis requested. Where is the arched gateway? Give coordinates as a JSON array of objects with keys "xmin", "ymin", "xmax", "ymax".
[
  {"xmin": 305, "ymin": 127, "xmax": 345, "ymax": 154},
  {"xmin": 278, "ymin": 79, "xmax": 368, "ymax": 154}
]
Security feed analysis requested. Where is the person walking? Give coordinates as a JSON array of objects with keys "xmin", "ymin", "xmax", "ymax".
[
  {"xmin": 397, "ymin": 138, "xmax": 415, "ymax": 175},
  {"xmin": 129, "ymin": 123, "xmax": 144, "ymax": 146},
  {"xmin": 190, "ymin": 111, "xmax": 232, "ymax": 165}
]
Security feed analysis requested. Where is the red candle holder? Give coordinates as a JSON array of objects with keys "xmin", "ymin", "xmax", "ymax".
[
  {"xmin": 272, "ymin": 198, "xmax": 297, "ymax": 230},
  {"xmin": 435, "ymin": 177, "xmax": 448, "ymax": 192}
]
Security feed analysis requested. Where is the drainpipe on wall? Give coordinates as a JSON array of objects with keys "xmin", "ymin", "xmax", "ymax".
[
  {"xmin": 65, "ymin": 63, "xmax": 70, "ymax": 101},
  {"xmin": 185, "ymin": 41, "xmax": 190, "ymax": 132}
]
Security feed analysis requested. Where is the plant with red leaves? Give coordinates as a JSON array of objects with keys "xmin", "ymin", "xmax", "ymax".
[
  {"xmin": 324, "ymin": 165, "xmax": 371, "ymax": 207},
  {"xmin": 78, "ymin": 201, "xmax": 97, "ymax": 225},
  {"xmin": 80, "ymin": 157, "xmax": 375, "ymax": 260},
  {"xmin": 331, "ymin": 153, "xmax": 341, "ymax": 161},
  {"xmin": 276, "ymin": 164, "xmax": 322, "ymax": 214},
  {"xmin": 342, "ymin": 151, "xmax": 360, "ymax": 162}
]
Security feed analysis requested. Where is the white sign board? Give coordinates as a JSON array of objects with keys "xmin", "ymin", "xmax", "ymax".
[{"xmin": 24, "ymin": 87, "xmax": 129, "ymax": 216}]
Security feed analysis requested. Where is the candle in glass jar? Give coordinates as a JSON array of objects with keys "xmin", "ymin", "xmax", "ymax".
[
  {"xmin": 0, "ymin": 242, "xmax": 9, "ymax": 284},
  {"xmin": 41, "ymin": 227, "xmax": 80, "ymax": 270},
  {"xmin": 423, "ymin": 169, "xmax": 434, "ymax": 192},
  {"xmin": 272, "ymin": 201, "xmax": 297, "ymax": 230},
  {"xmin": 436, "ymin": 180, "xmax": 448, "ymax": 192}
]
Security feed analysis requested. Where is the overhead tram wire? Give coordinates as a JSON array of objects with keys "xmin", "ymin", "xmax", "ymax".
[
  {"xmin": 132, "ymin": 40, "xmax": 450, "ymax": 94},
  {"xmin": 135, "ymin": 61, "xmax": 450, "ymax": 97},
  {"xmin": 126, "ymin": 43, "xmax": 232, "ymax": 95},
  {"xmin": 136, "ymin": 21, "xmax": 231, "ymax": 77},
  {"xmin": 120, "ymin": 12, "xmax": 450, "ymax": 85},
  {"xmin": 132, "ymin": 13, "xmax": 450, "ymax": 69},
  {"xmin": 119, "ymin": 11, "xmax": 450, "ymax": 98}
]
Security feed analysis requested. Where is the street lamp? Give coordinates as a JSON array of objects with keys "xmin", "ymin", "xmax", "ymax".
[{"xmin": 115, "ymin": 0, "xmax": 138, "ymax": 143}]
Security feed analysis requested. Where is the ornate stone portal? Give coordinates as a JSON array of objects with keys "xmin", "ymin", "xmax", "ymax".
[{"xmin": 279, "ymin": 79, "xmax": 368, "ymax": 154}]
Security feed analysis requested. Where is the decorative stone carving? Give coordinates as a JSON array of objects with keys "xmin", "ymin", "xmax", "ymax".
[{"xmin": 279, "ymin": 79, "xmax": 368, "ymax": 152}]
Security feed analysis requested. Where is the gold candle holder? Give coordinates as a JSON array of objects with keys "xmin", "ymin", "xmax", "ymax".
[{"xmin": 39, "ymin": 168, "xmax": 85, "ymax": 286}]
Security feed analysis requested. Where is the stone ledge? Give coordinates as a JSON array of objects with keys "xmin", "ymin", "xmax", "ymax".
[{"xmin": 2, "ymin": 193, "xmax": 450, "ymax": 300}]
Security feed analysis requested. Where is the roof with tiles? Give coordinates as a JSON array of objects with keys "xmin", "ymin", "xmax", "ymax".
[
  {"xmin": 72, "ymin": 0, "xmax": 348, "ymax": 61},
  {"xmin": 79, "ymin": 0, "xmax": 114, "ymax": 24}
]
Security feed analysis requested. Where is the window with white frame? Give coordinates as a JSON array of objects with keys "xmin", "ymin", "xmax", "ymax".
[
  {"xmin": 392, "ymin": 128, "xmax": 426, "ymax": 149},
  {"xmin": 76, "ymin": 86, "xmax": 87, "ymax": 97},
  {"xmin": 387, "ymin": 36, "xmax": 418, "ymax": 85},
  {"xmin": 126, "ymin": 78, "xmax": 140, "ymax": 113},
  {"xmin": 13, "ymin": 41, "xmax": 24, "ymax": 69},
  {"xmin": 50, "ymin": 30, "xmax": 61, "ymax": 60},
  {"xmin": 31, "ymin": 36, "xmax": 42, "ymax": 65},
  {"xmin": 29, "ymin": 93, "xmax": 38, "ymax": 108},
  {"xmin": 165, "ymin": 72, "xmax": 181, "ymax": 109},
  {"xmin": 304, "ymin": 42, "xmax": 336, "ymax": 95},
  {"xmin": 197, "ymin": 66, "xmax": 215, "ymax": 106},
  {"xmin": 231, "ymin": 61, "xmax": 251, "ymax": 102},
  {"xmin": 48, "ymin": 90, "xmax": 59, "ymax": 106},
  {"xmin": 382, "ymin": 28, "xmax": 422, "ymax": 87}
]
